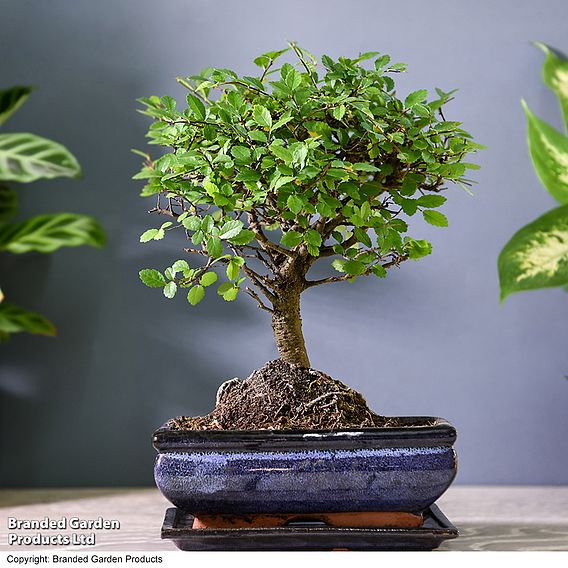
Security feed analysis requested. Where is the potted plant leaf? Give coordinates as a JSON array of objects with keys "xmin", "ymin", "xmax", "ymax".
[
  {"xmin": 499, "ymin": 43, "xmax": 568, "ymax": 298},
  {"xmin": 0, "ymin": 86, "xmax": 105, "ymax": 340},
  {"xmin": 136, "ymin": 45, "xmax": 481, "ymax": 550}
]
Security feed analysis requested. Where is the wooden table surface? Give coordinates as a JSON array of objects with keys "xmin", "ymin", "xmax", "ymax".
[{"xmin": 1, "ymin": 486, "xmax": 567, "ymax": 551}]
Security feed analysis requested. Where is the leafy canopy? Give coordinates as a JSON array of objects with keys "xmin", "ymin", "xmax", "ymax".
[{"xmin": 136, "ymin": 45, "xmax": 480, "ymax": 307}]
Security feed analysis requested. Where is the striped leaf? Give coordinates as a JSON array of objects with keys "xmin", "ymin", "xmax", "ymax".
[
  {"xmin": 0, "ymin": 302, "xmax": 56, "ymax": 337},
  {"xmin": 523, "ymin": 101, "xmax": 568, "ymax": 204},
  {"xmin": 0, "ymin": 132, "xmax": 81, "ymax": 183},
  {"xmin": 0, "ymin": 184, "xmax": 18, "ymax": 222},
  {"xmin": 0, "ymin": 213, "xmax": 106, "ymax": 253},
  {"xmin": 535, "ymin": 42, "xmax": 568, "ymax": 132},
  {"xmin": 0, "ymin": 86, "xmax": 32, "ymax": 126},
  {"xmin": 498, "ymin": 204, "xmax": 568, "ymax": 301}
]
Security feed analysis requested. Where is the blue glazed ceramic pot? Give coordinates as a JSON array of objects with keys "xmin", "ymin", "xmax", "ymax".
[{"xmin": 153, "ymin": 417, "xmax": 457, "ymax": 515}]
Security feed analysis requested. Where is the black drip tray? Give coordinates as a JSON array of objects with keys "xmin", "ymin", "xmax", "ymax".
[{"xmin": 161, "ymin": 504, "xmax": 458, "ymax": 551}]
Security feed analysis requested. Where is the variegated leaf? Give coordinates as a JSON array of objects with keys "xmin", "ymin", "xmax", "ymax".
[
  {"xmin": 535, "ymin": 42, "xmax": 568, "ymax": 132},
  {"xmin": 498, "ymin": 204, "xmax": 568, "ymax": 301},
  {"xmin": 0, "ymin": 302, "xmax": 56, "ymax": 337},
  {"xmin": 0, "ymin": 86, "xmax": 32, "ymax": 127},
  {"xmin": 0, "ymin": 184, "xmax": 18, "ymax": 222},
  {"xmin": 523, "ymin": 101, "xmax": 568, "ymax": 204},
  {"xmin": 0, "ymin": 132, "xmax": 81, "ymax": 183},
  {"xmin": 0, "ymin": 213, "xmax": 106, "ymax": 253}
]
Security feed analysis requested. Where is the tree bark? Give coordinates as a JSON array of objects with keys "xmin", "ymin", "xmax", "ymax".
[{"xmin": 271, "ymin": 281, "xmax": 310, "ymax": 368}]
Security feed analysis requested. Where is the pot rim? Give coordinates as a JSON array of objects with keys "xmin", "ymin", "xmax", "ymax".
[{"xmin": 153, "ymin": 416, "xmax": 456, "ymax": 452}]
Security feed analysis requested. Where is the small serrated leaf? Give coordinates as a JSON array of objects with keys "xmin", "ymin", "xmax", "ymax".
[
  {"xmin": 187, "ymin": 94, "xmax": 206, "ymax": 120},
  {"xmin": 187, "ymin": 285, "xmax": 205, "ymax": 305},
  {"xmin": 140, "ymin": 229, "xmax": 158, "ymax": 243},
  {"xmin": 139, "ymin": 269, "xmax": 166, "ymax": 288},
  {"xmin": 253, "ymin": 105, "xmax": 272, "ymax": 129},
  {"xmin": 163, "ymin": 281, "xmax": 177, "ymax": 299},
  {"xmin": 280, "ymin": 230, "xmax": 303, "ymax": 248},
  {"xmin": 200, "ymin": 271, "xmax": 218, "ymax": 287},
  {"xmin": 422, "ymin": 210, "xmax": 448, "ymax": 227},
  {"xmin": 206, "ymin": 236, "xmax": 223, "ymax": 258}
]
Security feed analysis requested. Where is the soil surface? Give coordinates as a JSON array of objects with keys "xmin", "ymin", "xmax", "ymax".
[{"xmin": 168, "ymin": 359, "xmax": 407, "ymax": 430}]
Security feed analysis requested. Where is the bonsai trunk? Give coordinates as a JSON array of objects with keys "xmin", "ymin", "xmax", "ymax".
[{"xmin": 271, "ymin": 282, "xmax": 310, "ymax": 368}]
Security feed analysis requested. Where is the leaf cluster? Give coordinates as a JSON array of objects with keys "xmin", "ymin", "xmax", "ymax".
[
  {"xmin": 136, "ymin": 45, "xmax": 480, "ymax": 306},
  {"xmin": 498, "ymin": 44, "xmax": 568, "ymax": 300},
  {"xmin": 0, "ymin": 86, "xmax": 106, "ymax": 340}
]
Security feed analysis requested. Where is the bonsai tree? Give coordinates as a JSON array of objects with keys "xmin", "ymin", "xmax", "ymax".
[
  {"xmin": 0, "ymin": 86, "xmax": 105, "ymax": 340},
  {"xmin": 499, "ymin": 43, "xmax": 568, "ymax": 299},
  {"xmin": 136, "ymin": 46, "xmax": 480, "ymax": 428}
]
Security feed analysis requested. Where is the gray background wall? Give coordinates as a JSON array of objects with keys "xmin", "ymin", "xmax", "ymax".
[{"xmin": 1, "ymin": 0, "xmax": 567, "ymax": 487}]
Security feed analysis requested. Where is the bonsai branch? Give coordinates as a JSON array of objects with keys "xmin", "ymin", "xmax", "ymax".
[
  {"xmin": 304, "ymin": 256, "xmax": 408, "ymax": 288},
  {"xmin": 242, "ymin": 265, "xmax": 276, "ymax": 303},
  {"xmin": 248, "ymin": 212, "xmax": 294, "ymax": 259},
  {"xmin": 245, "ymin": 287, "xmax": 273, "ymax": 313}
]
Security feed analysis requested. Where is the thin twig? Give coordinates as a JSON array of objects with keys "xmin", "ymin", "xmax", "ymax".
[{"xmin": 245, "ymin": 287, "xmax": 274, "ymax": 313}]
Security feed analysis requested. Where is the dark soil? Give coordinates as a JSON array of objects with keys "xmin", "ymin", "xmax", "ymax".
[{"xmin": 168, "ymin": 359, "xmax": 407, "ymax": 431}]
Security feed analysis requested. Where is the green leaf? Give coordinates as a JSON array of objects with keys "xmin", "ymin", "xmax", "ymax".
[
  {"xmin": 422, "ymin": 210, "xmax": 448, "ymax": 227},
  {"xmin": 371, "ymin": 265, "xmax": 387, "ymax": 278},
  {"xmin": 332, "ymin": 258, "xmax": 366, "ymax": 276},
  {"xmin": 226, "ymin": 259, "xmax": 241, "ymax": 280},
  {"xmin": 535, "ymin": 42, "xmax": 568, "ymax": 131},
  {"xmin": 171, "ymin": 259, "xmax": 190, "ymax": 275},
  {"xmin": 186, "ymin": 94, "xmax": 206, "ymax": 120},
  {"xmin": 280, "ymin": 230, "xmax": 303, "ymax": 248},
  {"xmin": 332, "ymin": 105, "xmax": 346, "ymax": 121},
  {"xmin": 0, "ymin": 184, "xmax": 18, "ymax": 222},
  {"xmin": 287, "ymin": 194, "xmax": 303, "ymax": 214},
  {"xmin": 217, "ymin": 282, "xmax": 233, "ymax": 295},
  {"xmin": 270, "ymin": 144, "xmax": 293, "ymax": 164},
  {"xmin": 200, "ymin": 271, "xmax": 218, "ymax": 287},
  {"xmin": 163, "ymin": 281, "xmax": 177, "ymax": 299},
  {"xmin": 304, "ymin": 229, "xmax": 322, "ymax": 248},
  {"xmin": 0, "ymin": 86, "xmax": 32, "ymax": 126},
  {"xmin": 405, "ymin": 238, "xmax": 432, "ymax": 259},
  {"xmin": 249, "ymin": 130, "xmax": 267, "ymax": 143},
  {"xmin": 374, "ymin": 55, "xmax": 391, "ymax": 70},
  {"xmin": 353, "ymin": 163, "xmax": 379, "ymax": 172},
  {"xmin": 274, "ymin": 175, "xmax": 295, "ymax": 190},
  {"xmin": 187, "ymin": 284, "xmax": 205, "ymax": 305},
  {"xmin": 222, "ymin": 286, "xmax": 239, "ymax": 301},
  {"xmin": 354, "ymin": 227, "xmax": 372, "ymax": 248},
  {"xmin": 0, "ymin": 213, "xmax": 105, "ymax": 253},
  {"xmin": 206, "ymin": 235, "xmax": 223, "ymax": 258},
  {"xmin": 405, "ymin": 90, "xmax": 428, "ymax": 108},
  {"xmin": 228, "ymin": 229, "xmax": 255, "ymax": 245},
  {"xmin": 182, "ymin": 216, "xmax": 202, "ymax": 231},
  {"xmin": 498, "ymin": 204, "xmax": 568, "ymax": 300},
  {"xmin": 140, "ymin": 229, "xmax": 159, "ymax": 242},
  {"xmin": 235, "ymin": 168, "xmax": 261, "ymax": 183},
  {"xmin": 0, "ymin": 133, "xmax": 82, "ymax": 183},
  {"xmin": 139, "ymin": 269, "xmax": 166, "ymax": 288},
  {"xmin": 416, "ymin": 194, "xmax": 447, "ymax": 208},
  {"xmin": 219, "ymin": 219, "xmax": 243, "ymax": 239},
  {"xmin": 253, "ymin": 105, "xmax": 272, "ymax": 129},
  {"xmin": 0, "ymin": 302, "xmax": 56, "ymax": 337},
  {"xmin": 230, "ymin": 146, "xmax": 252, "ymax": 164},
  {"xmin": 522, "ymin": 101, "xmax": 568, "ymax": 204}
]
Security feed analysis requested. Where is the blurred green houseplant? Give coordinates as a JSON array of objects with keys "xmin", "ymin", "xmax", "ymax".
[
  {"xmin": 499, "ymin": 44, "xmax": 568, "ymax": 300},
  {"xmin": 0, "ymin": 86, "xmax": 105, "ymax": 340}
]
